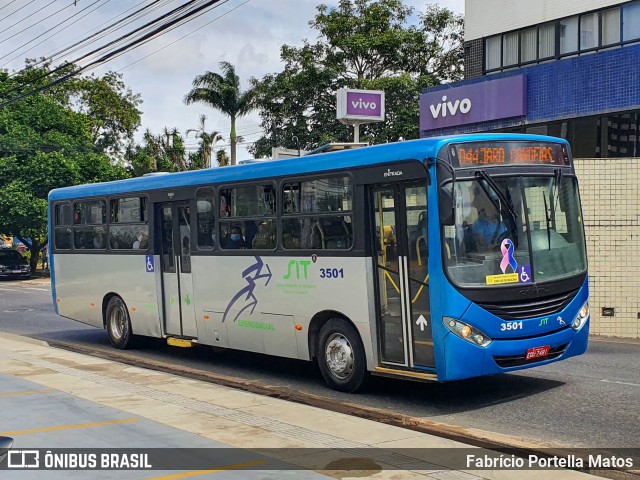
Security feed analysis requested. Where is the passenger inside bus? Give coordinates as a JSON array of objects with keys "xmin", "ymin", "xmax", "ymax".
[
  {"xmin": 222, "ymin": 226, "xmax": 250, "ymax": 249},
  {"xmin": 93, "ymin": 229, "xmax": 105, "ymax": 249},
  {"xmin": 132, "ymin": 230, "xmax": 148, "ymax": 250}
]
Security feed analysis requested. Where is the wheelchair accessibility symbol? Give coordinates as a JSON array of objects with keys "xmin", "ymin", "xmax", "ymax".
[
  {"xmin": 145, "ymin": 255, "xmax": 155, "ymax": 273},
  {"xmin": 518, "ymin": 265, "xmax": 532, "ymax": 284}
]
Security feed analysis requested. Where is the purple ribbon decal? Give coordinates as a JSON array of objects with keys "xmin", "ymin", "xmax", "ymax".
[{"xmin": 500, "ymin": 239, "xmax": 518, "ymax": 274}]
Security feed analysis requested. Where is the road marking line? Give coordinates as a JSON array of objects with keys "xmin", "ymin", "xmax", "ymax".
[
  {"xmin": 147, "ymin": 460, "xmax": 267, "ymax": 479},
  {"xmin": 0, "ymin": 417, "xmax": 138, "ymax": 436},
  {"xmin": 25, "ymin": 287, "xmax": 50, "ymax": 291},
  {"xmin": 0, "ymin": 389, "xmax": 54, "ymax": 397},
  {"xmin": 0, "ymin": 288, "xmax": 20, "ymax": 292},
  {"xmin": 600, "ymin": 379, "xmax": 640, "ymax": 387}
]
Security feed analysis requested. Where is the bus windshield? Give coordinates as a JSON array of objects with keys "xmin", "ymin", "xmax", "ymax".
[{"xmin": 443, "ymin": 175, "xmax": 587, "ymax": 287}]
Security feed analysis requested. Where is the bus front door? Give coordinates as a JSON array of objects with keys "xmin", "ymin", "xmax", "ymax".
[
  {"xmin": 370, "ymin": 183, "xmax": 435, "ymax": 370},
  {"xmin": 159, "ymin": 202, "xmax": 198, "ymax": 338}
]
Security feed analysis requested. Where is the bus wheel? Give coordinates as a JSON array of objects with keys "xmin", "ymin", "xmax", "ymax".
[
  {"xmin": 106, "ymin": 296, "xmax": 133, "ymax": 349},
  {"xmin": 317, "ymin": 318, "xmax": 367, "ymax": 393}
]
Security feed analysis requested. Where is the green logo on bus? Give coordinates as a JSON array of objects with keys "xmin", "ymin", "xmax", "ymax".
[{"xmin": 283, "ymin": 260, "xmax": 311, "ymax": 280}]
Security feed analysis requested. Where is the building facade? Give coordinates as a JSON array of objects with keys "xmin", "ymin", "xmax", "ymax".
[{"xmin": 420, "ymin": 0, "xmax": 640, "ymax": 337}]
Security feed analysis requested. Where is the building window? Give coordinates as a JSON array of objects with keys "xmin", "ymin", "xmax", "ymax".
[
  {"xmin": 480, "ymin": 3, "xmax": 640, "ymax": 73},
  {"xmin": 623, "ymin": 2, "xmax": 640, "ymax": 42},
  {"xmin": 580, "ymin": 13, "xmax": 599, "ymax": 50},
  {"xmin": 560, "ymin": 16, "xmax": 579, "ymax": 54},
  {"xmin": 503, "ymin": 32, "xmax": 519, "ymax": 66},
  {"xmin": 520, "ymin": 28, "xmax": 537, "ymax": 62},
  {"xmin": 538, "ymin": 22, "xmax": 555, "ymax": 58},
  {"xmin": 601, "ymin": 8, "xmax": 621, "ymax": 45},
  {"xmin": 485, "ymin": 35, "xmax": 501, "ymax": 70},
  {"xmin": 600, "ymin": 112, "xmax": 640, "ymax": 158}
]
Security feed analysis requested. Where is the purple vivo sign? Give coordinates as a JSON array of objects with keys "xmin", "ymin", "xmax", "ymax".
[
  {"xmin": 419, "ymin": 75, "xmax": 526, "ymax": 131},
  {"xmin": 346, "ymin": 91, "xmax": 383, "ymax": 117},
  {"xmin": 337, "ymin": 89, "xmax": 385, "ymax": 123}
]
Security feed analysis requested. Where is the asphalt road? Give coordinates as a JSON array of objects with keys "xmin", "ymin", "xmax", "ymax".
[{"xmin": 1, "ymin": 277, "xmax": 639, "ymax": 450}]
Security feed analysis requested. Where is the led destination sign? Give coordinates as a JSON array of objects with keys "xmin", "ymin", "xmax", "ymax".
[{"xmin": 451, "ymin": 142, "xmax": 568, "ymax": 167}]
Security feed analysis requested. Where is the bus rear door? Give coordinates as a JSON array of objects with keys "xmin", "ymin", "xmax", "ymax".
[{"xmin": 158, "ymin": 202, "xmax": 197, "ymax": 338}]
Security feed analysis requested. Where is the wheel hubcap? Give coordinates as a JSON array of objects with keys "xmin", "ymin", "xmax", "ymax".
[
  {"xmin": 109, "ymin": 307, "xmax": 125, "ymax": 340},
  {"xmin": 325, "ymin": 333, "xmax": 354, "ymax": 379}
]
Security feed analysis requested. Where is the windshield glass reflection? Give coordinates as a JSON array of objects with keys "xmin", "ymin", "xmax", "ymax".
[{"xmin": 443, "ymin": 176, "xmax": 587, "ymax": 287}]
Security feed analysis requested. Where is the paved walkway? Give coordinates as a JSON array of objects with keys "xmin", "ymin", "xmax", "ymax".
[{"xmin": 0, "ymin": 332, "xmax": 596, "ymax": 479}]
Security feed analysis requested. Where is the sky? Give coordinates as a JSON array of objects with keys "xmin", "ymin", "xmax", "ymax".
[{"xmin": 0, "ymin": 0, "xmax": 464, "ymax": 161}]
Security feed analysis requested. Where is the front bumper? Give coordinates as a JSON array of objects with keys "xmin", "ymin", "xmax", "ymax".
[
  {"xmin": 442, "ymin": 318, "xmax": 589, "ymax": 381},
  {"xmin": 0, "ymin": 270, "xmax": 31, "ymax": 280}
]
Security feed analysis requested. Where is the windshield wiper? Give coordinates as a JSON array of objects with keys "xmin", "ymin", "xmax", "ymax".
[
  {"xmin": 476, "ymin": 170, "xmax": 518, "ymax": 221},
  {"xmin": 542, "ymin": 190, "xmax": 552, "ymax": 250},
  {"xmin": 552, "ymin": 168, "xmax": 563, "ymax": 223},
  {"xmin": 476, "ymin": 170, "xmax": 519, "ymax": 245}
]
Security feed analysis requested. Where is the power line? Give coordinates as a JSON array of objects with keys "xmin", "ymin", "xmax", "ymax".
[
  {"xmin": 0, "ymin": 0, "xmax": 35, "ymax": 24},
  {"xmin": 118, "ymin": 0, "xmax": 249, "ymax": 72},
  {"xmin": 1, "ymin": 0, "xmax": 201, "ymax": 99},
  {"xmin": 0, "ymin": 0, "xmax": 105, "ymax": 65},
  {"xmin": 33, "ymin": 0, "xmax": 174, "ymax": 70},
  {"xmin": 0, "ymin": 0, "xmax": 77, "ymax": 48},
  {"xmin": 0, "ymin": 0, "xmax": 20, "ymax": 14},
  {"xmin": 0, "ymin": 0, "xmax": 227, "ymax": 108},
  {"xmin": 0, "ymin": 0, "xmax": 57, "ymax": 38}
]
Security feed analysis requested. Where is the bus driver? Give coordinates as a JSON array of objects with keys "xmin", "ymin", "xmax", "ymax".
[{"xmin": 470, "ymin": 186, "xmax": 506, "ymax": 250}]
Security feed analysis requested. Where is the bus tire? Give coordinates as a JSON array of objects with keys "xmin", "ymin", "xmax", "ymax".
[
  {"xmin": 317, "ymin": 318, "xmax": 368, "ymax": 393},
  {"xmin": 106, "ymin": 296, "xmax": 134, "ymax": 350}
]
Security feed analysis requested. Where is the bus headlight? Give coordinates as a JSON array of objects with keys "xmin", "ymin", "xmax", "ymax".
[
  {"xmin": 443, "ymin": 317, "xmax": 492, "ymax": 347},
  {"xmin": 572, "ymin": 301, "xmax": 589, "ymax": 331}
]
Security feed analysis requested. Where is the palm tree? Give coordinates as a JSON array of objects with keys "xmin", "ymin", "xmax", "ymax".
[
  {"xmin": 216, "ymin": 149, "xmax": 230, "ymax": 167},
  {"xmin": 186, "ymin": 114, "xmax": 223, "ymax": 168},
  {"xmin": 184, "ymin": 62, "xmax": 255, "ymax": 166},
  {"xmin": 162, "ymin": 127, "xmax": 187, "ymax": 171}
]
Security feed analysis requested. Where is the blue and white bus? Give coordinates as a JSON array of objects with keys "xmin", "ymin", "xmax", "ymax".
[{"xmin": 48, "ymin": 134, "xmax": 589, "ymax": 392}]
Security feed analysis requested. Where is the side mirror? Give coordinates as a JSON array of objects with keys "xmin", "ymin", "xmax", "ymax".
[
  {"xmin": 439, "ymin": 185, "xmax": 455, "ymax": 226},
  {"xmin": 0, "ymin": 436, "xmax": 14, "ymax": 464}
]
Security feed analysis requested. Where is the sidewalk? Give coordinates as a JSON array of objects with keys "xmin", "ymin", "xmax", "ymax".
[{"xmin": 0, "ymin": 332, "xmax": 597, "ymax": 479}]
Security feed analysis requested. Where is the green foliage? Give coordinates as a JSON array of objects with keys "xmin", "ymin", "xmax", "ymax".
[
  {"xmin": 68, "ymin": 71, "xmax": 143, "ymax": 156},
  {"xmin": 127, "ymin": 127, "xmax": 211, "ymax": 176},
  {"xmin": 0, "ymin": 64, "xmax": 132, "ymax": 269},
  {"xmin": 186, "ymin": 114, "xmax": 223, "ymax": 169},
  {"xmin": 249, "ymin": 1, "xmax": 463, "ymax": 157}
]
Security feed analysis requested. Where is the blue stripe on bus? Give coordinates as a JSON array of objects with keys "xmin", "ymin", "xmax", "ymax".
[{"xmin": 48, "ymin": 134, "xmax": 569, "ymax": 201}]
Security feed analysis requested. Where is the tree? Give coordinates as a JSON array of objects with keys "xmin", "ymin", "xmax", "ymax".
[
  {"xmin": 215, "ymin": 149, "xmax": 230, "ymax": 167},
  {"xmin": 0, "ymin": 68, "xmax": 129, "ymax": 271},
  {"xmin": 184, "ymin": 62, "xmax": 255, "ymax": 166},
  {"xmin": 67, "ymin": 71, "xmax": 143, "ymax": 158},
  {"xmin": 186, "ymin": 114, "xmax": 223, "ymax": 168},
  {"xmin": 249, "ymin": 1, "xmax": 463, "ymax": 157},
  {"xmin": 14, "ymin": 60, "xmax": 142, "ymax": 159},
  {"xmin": 127, "ymin": 128, "xmax": 192, "ymax": 176}
]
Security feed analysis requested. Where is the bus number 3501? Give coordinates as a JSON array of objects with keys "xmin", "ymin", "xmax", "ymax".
[
  {"xmin": 501, "ymin": 321, "xmax": 523, "ymax": 331},
  {"xmin": 320, "ymin": 268, "xmax": 344, "ymax": 279}
]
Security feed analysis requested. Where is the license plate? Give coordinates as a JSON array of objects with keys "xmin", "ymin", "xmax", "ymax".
[{"xmin": 526, "ymin": 345, "xmax": 550, "ymax": 360}]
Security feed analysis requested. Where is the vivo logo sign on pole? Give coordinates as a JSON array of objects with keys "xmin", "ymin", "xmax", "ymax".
[
  {"xmin": 337, "ymin": 89, "xmax": 385, "ymax": 124},
  {"xmin": 419, "ymin": 75, "xmax": 526, "ymax": 131}
]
